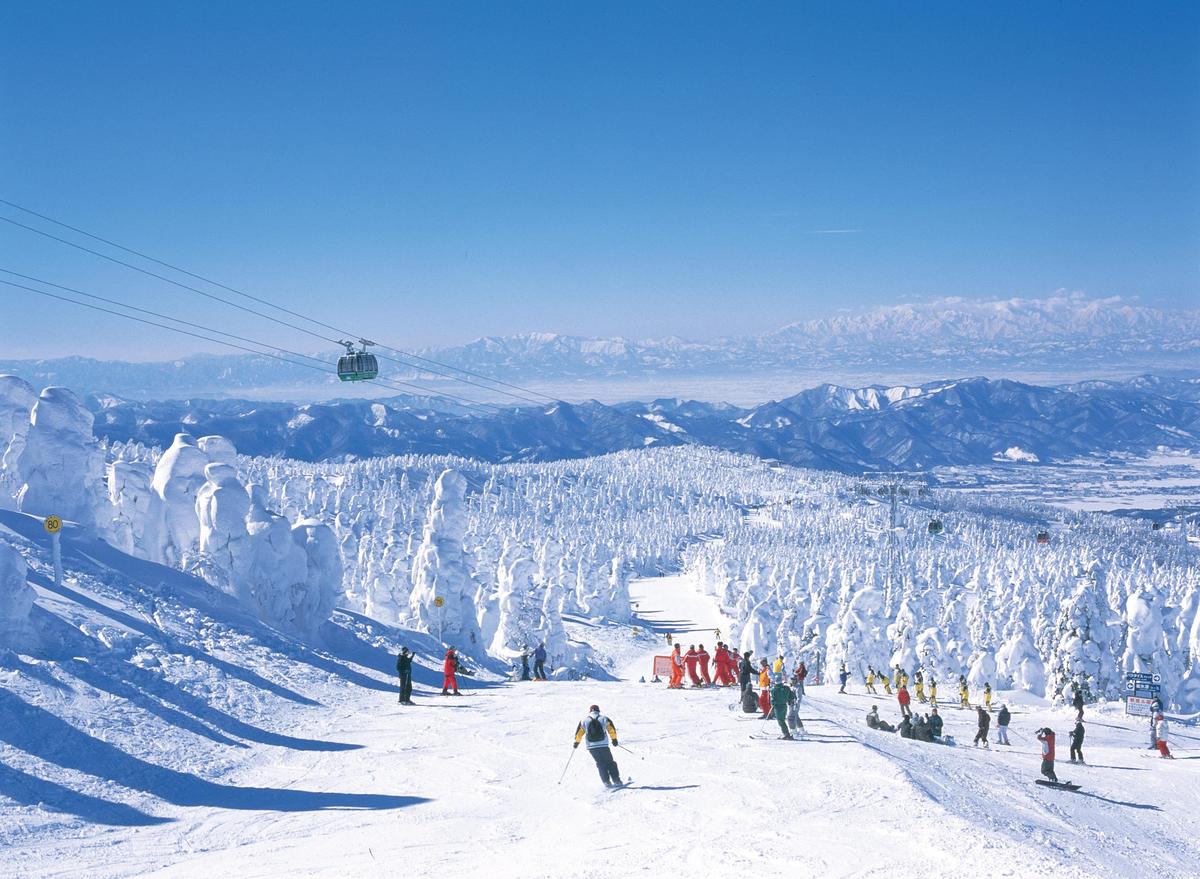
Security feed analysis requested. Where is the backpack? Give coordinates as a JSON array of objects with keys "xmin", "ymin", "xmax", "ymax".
[{"xmin": 586, "ymin": 716, "xmax": 606, "ymax": 743}]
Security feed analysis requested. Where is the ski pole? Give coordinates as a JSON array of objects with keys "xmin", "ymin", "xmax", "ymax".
[
  {"xmin": 557, "ymin": 747, "xmax": 577, "ymax": 785},
  {"xmin": 617, "ymin": 744, "xmax": 642, "ymax": 759}
]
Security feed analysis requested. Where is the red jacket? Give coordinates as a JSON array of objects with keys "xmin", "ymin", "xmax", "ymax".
[
  {"xmin": 684, "ymin": 649, "xmax": 698, "ymax": 666},
  {"xmin": 697, "ymin": 649, "xmax": 710, "ymax": 664},
  {"xmin": 1038, "ymin": 730, "xmax": 1056, "ymax": 761},
  {"xmin": 713, "ymin": 646, "xmax": 727, "ymax": 667},
  {"xmin": 897, "ymin": 688, "xmax": 911, "ymax": 706},
  {"xmin": 443, "ymin": 652, "xmax": 457, "ymax": 675}
]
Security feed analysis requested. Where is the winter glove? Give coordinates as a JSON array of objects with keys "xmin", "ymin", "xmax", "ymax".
[
  {"xmin": 573, "ymin": 742, "xmax": 579, "ymax": 749},
  {"xmin": 612, "ymin": 740, "xmax": 618, "ymax": 747}
]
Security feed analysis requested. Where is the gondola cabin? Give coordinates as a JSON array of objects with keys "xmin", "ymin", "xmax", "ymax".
[
  {"xmin": 337, "ymin": 339, "xmax": 379, "ymax": 382},
  {"xmin": 928, "ymin": 519, "xmax": 944, "ymax": 535}
]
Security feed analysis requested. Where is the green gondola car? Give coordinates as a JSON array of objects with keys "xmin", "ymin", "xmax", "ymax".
[{"xmin": 337, "ymin": 339, "xmax": 379, "ymax": 381}]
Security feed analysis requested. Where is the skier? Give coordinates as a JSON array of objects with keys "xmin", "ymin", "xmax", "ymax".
[
  {"xmin": 995, "ymin": 704, "xmax": 1011, "ymax": 745},
  {"xmin": 738, "ymin": 650, "xmax": 754, "ymax": 692},
  {"xmin": 669, "ymin": 644, "xmax": 685, "ymax": 689},
  {"xmin": 683, "ymin": 645, "xmax": 699, "ymax": 686},
  {"xmin": 973, "ymin": 705, "xmax": 990, "ymax": 748},
  {"xmin": 519, "ymin": 646, "xmax": 531, "ymax": 681},
  {"xmin": 928, "ymin": 707, "xmax": 944, "ymax": 740},
  {"xmin": 793, "ymin": 660, "xmax": 807, "ymax": 698},
  {"xmin": 1036, "ymin": 728, "xmax": 1058, "ymax": 782},
  {"xmin": 697, "ymin": 644, "xmax": 712, "ymax": 685},
  {"xmin": 1069, "ymin": 720, "xmax": 1085, "ymax": 764},
  {"xmin": 573, "ymin": 704, "xmax": 623, "ymax": 787},
  {"xmin": 983, "ymin": 682, "xmax": 993, "ymax": 710},
  {"xmin": 1155, "ymin": 713, "xmax": 1173, "ymax": 759},
  {"xmin": 396, "ymin": 647, "xmax": 414, "ymax": 705},
  {"xmin": 958, "ymin": 674, "xmax": 970, "ymax": 708},
  {"xmin": 770, "ymin": 676, "xmax": 796, "ymax": 739},
  {"xmin": 712, "ymin": 643, "xmax": 729, "ymax": 685},
  {"xmin": 758, "ymin": 660, "xmax": 773, "ymax": 718},
  {"xmin": 881, "ymin": 670, "xmax": 893, "ymax": 695},
  {"xmin": 773, "ymin": 654, "xmax": 786, "ymax": 681},
  {"xmin": 741, "ymin": 682, "xmax": 759, "ymax": 714},
  {"xmin": 838, "ymin": 662, "xmax": 850, "ymax": 694},
  {"xmin": 914, "ymin": 670, "xmax": 927, "ymax": 703},
  {"xmin": 442, "ymin": 647, "xmax": 461, "ymax": 696},
  {"xmin": 897, "ymin": 684, "xmax": 912, "ymax": 719},
  {"xmin": 534, "ymin": 642, "xmax": 548, "ymax": 680},
  {"xmin": 865, "ymin": 666, "xmax": 878, "ymax": 694},
  {"xmin": 928, "ymin": 676, "xmax": 937, "ymax": 705},
  {"xmin": 1148, "ymin": 696, "xmax": 1163, "ymax": 749},
  {"xmin": 787, "ymin": 679, "xmax": 805, "ymax": 736},
  {"xmin": 1070, "ymin": 683, "xmax": 1085, "ymax": 721}
]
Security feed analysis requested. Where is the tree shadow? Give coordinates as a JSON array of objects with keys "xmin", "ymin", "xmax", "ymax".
[
  {"xmin": 0, "ymin": 691, "xmax": 428, "ymax": 814},
  {"xmin": 0, "ymin": 761, "xmax": 170, "ymax": 827}
]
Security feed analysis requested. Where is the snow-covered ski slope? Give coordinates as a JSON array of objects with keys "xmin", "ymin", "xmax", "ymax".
[{"xmin": 2, "ymin": 523, "xmax": 1197, "ymax": 879}]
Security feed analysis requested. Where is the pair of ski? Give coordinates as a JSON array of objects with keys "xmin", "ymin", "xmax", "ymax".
[
  {"xmin": 606, "ymin": 778, "xmax": 633, "ymax": 791},
  {"xmin": 749, "ymin": 733, "xmax": 804, "ymax": 742}
]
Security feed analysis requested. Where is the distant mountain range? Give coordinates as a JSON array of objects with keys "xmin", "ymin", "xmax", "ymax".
[
  {"xmin": 3, "ymin": 294, "xmax": 1197, "ymax": 400},
  {"xmin": 83, "ymin": 374, "xmax": 1200, "ymax": 473}
]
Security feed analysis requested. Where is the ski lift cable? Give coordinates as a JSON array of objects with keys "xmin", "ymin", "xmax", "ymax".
[
  {"xmin": 0, "ymin": 275, "xmax": 500, "ymax": 415},
  {"xmin": 0, "ymin": 199, "xmax": 561, "ymax": 405}
]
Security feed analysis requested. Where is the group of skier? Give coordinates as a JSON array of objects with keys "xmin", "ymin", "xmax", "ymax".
[{"xmin": 664, "ymin": 641, "xmax": 744, "ymax": 688}]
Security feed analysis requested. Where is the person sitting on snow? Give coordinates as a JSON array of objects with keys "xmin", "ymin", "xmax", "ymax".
[{"xmin": 928, "ymin": 708, "xmax": 944, "ymax": 740}]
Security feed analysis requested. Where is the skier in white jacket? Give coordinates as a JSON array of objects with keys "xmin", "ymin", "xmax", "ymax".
[{"xmin": 1154, "ymin": 713, "xmax": 1173, "ymax": 759}]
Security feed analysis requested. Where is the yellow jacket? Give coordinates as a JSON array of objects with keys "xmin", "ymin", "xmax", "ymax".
[
  {"xmin": 773, "ymin": 658, "xmax": 784, "ymax": 674},
  {"xmin": 758, "ymin": 669, "xmax": 771, "ymax": 688}
]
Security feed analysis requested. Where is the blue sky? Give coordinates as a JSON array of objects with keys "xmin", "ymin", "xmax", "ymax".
[{"xmin": 1, "ymin": 2, "xmax": 1197, "ymax": 359}]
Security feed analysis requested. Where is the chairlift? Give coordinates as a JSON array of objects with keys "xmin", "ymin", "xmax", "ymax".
[{"xmin": 336, "ymin": 339, "xmax": 379, "ymax": 382}]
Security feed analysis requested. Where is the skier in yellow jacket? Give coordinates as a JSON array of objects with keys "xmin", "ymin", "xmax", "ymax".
[{"xmin": 573, "ymin": 704, "xmax": 623, "ymax": 787}]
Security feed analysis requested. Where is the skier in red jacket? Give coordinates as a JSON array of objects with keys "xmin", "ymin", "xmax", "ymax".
[
  {"xmin": 442, "ymin": 648, "xmax": 461, "ymax": 696},
  {"xmin": 684, "ymin": 646, "xmax": 701, "ymax": 686},
  {"xmin": 712, "ymin": 644, "xmax": 728, "ymax": 685},
  {"xmin": 696, "ymin": 644, "xmax": 712, "ymax": 685},
  {"xmin": 897, "ymin": 685, "xmax": 912, "ymax": 718},
  {"xmin": 668, "ymin": 644, "xmax": 685, "ymax": 689}
]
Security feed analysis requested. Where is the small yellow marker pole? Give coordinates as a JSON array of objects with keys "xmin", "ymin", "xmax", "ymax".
[
  {"xmin": 434, "ymin": 595, "xmax": 445, "ymax": 644},
  {"xmin": 43, "ymin": 515, "xmax": 63, "ymax": 588}
]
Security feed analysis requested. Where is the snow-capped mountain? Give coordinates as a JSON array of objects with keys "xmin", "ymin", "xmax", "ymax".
[
  {"xmin": 3, "ymin": 294, "xmax": 1196, "ymax": 399},
  {"xmin": 77, "ymin": 374, "xmax": 1200, "ymax": 472}
]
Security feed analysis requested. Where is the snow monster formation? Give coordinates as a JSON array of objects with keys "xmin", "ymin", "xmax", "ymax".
[
  {"xmin": 15, "ymin": 387, "xmax": 107, "ymax": 529},
  {"xmin": 410, "ymin": 469, "xmax": 483, "ymax": 649},
  {"xmin": 0, "ymin": 538, "xmax": 38, "ymax": 650}
]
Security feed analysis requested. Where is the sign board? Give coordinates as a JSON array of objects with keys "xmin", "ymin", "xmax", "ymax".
[
  {"xmin": 1124, "ymin": 672, "xmax": 1162, "ymax": 715},
  {"xmin": 433, "ymin": 596, "xmax": 445, "ymax": 608},
  {"xmin": 652, "ymin": 655, "xmax": 673, "ymax": 678},
  {"xmin": 43, "ymin": 515, "xmax": 62, "ymax": 534}
]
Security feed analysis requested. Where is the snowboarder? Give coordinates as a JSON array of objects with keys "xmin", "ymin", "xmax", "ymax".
[
  {"xmin": 1154, "ymin": 713, "xmax": 1173, "ymax": 758},
  {"xmin": 396, "ymin": 647, "xmax": 414, "ymax": 705},
  {"xmin": 973, "ymin": 705, "xmax": 990, "ymax": 748},
  {"xmin": 697, "ymin": 644, "xmax": 712, "ymax": 685},
  {"xmin": 865, "ymin": 666, "xmax": 878, "ymax": 694},
  {"xmin": 1071, "ymin": 684, "xmax": 1084, "ymax": 721},
  {"xmin": 928, "ymin": 707, "xmax": 944, "ymax": 740},
  {"xmin": 442, "ymin": 647, "xmax": 461, "ymax": 696},
  {"xmin": 996, "ymin": 704, "xmax": 1011, "ymax": 745},
  {"xmin": 770, "ymin": 677, "xmax": 796, "ymax": 739},
  {"xmin": 669, "ymin": 644, "xmax": 685, "ymax": 689},
  {"xmin": 738, "ymin": 650, "xmax": 754, "ymax": 692},
  {"xmin": 685, "ymin": 645, "xmax": 701, "ymax": 686},
  {"xmin": 1036, "ymin": 728, "xmax": 1058, "ymax": 782},
  {"xmin": 534, "ymin": 643, "xmax": 548, "ymax": 680},
  {"xmin": 520, "ymin": 646, "xmax": 531, "ymax": 681},
  {"xmin": 897, "ymin": 685, "xmax": 912, "ymax": 719},
  {"xmin": 573, "ymin": 704, "xmax": 622, "ymax": 787},
  {"xmin": 741, "ymin": 683, "xmax": 759, "ymax": 714},
  {"xmin": 928, "ymin": 676, "xmax": 937, "ymax": 705},
  {"xmin": 866, "ymin": 705, "xmax": 891, "ymax": 732},
  {"xmin": 838, "ymin": 662, "xmax": 850, "ymax": 694},
  {"xmin": 983, "ymin": 682, "xmax": 993, "ymax": 710},
  {"xmin": 1069, "ymin": 720, "xmax": 1085, "ymax": 764}
]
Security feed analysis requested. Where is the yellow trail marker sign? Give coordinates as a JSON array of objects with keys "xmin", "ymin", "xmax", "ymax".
[
  {"xmin": 44, "ymin": 515, "xmax": 62, "ymax": 534},
  {"xmin": 433, "ymin": 596, "xmax": 446, "ymax": 608}
]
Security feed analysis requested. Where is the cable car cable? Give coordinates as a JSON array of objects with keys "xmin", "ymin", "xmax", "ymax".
[
  {"xmin": 0, "ymin": 198, "xmax": 559, "ymax": 404},
  {"xmin": 0, "ymin": 275, "xmax": 499, "ymax": 414}
]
